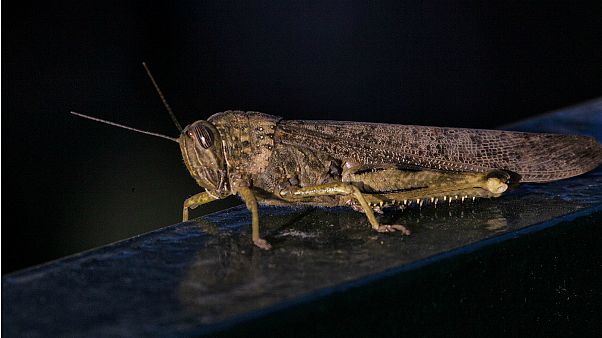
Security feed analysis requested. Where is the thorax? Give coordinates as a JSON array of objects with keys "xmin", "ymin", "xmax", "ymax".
[{"xmin": 208, "ymin": 111, "xmax": 281, "ymax": 187}]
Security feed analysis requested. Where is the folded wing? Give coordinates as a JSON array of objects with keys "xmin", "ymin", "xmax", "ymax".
[{"xmin": 275, "ymin": 120, "xmax": 602, "ymax": 183}]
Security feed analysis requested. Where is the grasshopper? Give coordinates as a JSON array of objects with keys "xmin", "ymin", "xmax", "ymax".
[{"xmin": 72, "ymin": 64, "xmax": 602, "ymax": 250}]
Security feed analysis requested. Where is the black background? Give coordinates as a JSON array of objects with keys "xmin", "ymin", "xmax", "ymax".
[{"xmin": 3, "ymin": 1, "xmax": 602, "ymax": 273}]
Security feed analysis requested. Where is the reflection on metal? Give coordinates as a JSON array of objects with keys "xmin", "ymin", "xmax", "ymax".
[{"xmin": 174, "ymin": 189, "xmax": 582, "ymax": 325}]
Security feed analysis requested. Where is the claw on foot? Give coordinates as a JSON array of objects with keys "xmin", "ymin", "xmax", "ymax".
[
  {"xmin": 375, "ymin": 224, "xmax": 411, "ymax": 236},
  {"xmin": 253, "ymin": 238, "xmax": 273, "ymax": 250}
]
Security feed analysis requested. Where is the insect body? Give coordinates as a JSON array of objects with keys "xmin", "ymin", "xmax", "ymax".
[
  {"xmin": 72, "ymin": 109, "xmax": 602, "ymax": 250},
  {"xmin": 71, "ymin": 65, "xmax": 602, "ymax": 249}
]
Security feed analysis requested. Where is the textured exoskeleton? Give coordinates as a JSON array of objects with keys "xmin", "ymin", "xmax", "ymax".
[{"xmin": 178, "ymin": 111, "xmax": 602, "ymax": 249}]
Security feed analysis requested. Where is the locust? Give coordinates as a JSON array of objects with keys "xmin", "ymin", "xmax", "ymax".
[{"xmin": 71, "ymin": 64, "xmax": 602, "ymax": 250}]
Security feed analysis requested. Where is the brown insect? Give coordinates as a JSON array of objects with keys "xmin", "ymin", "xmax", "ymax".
[{"xmin": 71, "ymin": 64, "xmax": 602, "ymax": 250}]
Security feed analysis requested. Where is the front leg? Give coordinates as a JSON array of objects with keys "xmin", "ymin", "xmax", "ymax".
[
  {"xmin": 182, "ymin": 192, "xmax": 218, "ymax": 221},
  {"xmin": 280, "ymin": 182, "xmax": 410, "ymax": 235}
]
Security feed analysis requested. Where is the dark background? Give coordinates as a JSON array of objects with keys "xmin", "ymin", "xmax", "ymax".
[{"xmin": 3, "ymin": 1, "xmax": 602, "ymax": 273}]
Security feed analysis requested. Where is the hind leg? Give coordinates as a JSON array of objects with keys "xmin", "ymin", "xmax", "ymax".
[
  {"xmin": 279, "ymin": 182, "xmax": 411, "ymax": 235},
  {"xmin": 349, "ymin": 168, "xmax": 511, "ymax": 209}
]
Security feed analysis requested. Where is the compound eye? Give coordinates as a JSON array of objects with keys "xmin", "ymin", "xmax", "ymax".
[{"xmin": 194, "ymin": 125, "xmax": 214, "ymax": 149}]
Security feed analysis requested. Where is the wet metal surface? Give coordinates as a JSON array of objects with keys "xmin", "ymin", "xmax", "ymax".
[{"xmin": 3, "ymin": 98, "xmax": 602, "ymax": 337}]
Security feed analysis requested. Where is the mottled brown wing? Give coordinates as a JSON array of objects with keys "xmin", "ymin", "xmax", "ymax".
[{"xmin": 275, "ymin": 120, "xmax": 602, "ymax": 183}]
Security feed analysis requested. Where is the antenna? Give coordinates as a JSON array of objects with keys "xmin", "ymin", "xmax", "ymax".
[
  {"xmin": 70, "ymin": 111, "xmax": 179, "ymax": 143},
  {"xmin": 142, "ymin": 62, "xmax": 183, "ymax": 132}
]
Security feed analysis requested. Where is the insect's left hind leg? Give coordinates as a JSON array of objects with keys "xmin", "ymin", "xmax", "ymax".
[
  {"xmin": 279, "ymin": 182, "xmax": 410, "ymax": 235},
  {"xmin": 358, "ymin": 169, "xmax": 511, "ymax": 210}
]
